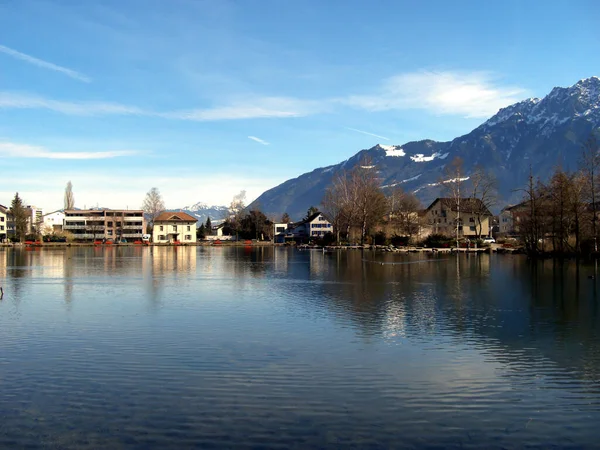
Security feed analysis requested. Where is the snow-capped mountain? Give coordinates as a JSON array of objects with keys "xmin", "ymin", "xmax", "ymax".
[
  {"xmin": 250, "ymin": 77, "xmax": 600, "ymax": 219},
  {"xmin": 171, "ymin": 203, "xmax": 229, "ymax": 226}
]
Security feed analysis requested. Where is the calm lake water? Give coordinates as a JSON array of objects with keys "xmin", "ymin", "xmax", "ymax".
[{"xmin": 0, "ymin": 246, "xmax": 599, "ymax": 449}]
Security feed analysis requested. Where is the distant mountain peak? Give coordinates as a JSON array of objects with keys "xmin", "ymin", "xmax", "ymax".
[
  {"xmin": 250, "ymin": 76, "xmax": 600, "ymax": 219},
  {"xmin": 181, "ymin": 202, "xmax": 228, "ymax": 212}
]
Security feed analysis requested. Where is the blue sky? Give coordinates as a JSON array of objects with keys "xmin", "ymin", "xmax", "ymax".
[{"xmin": 1, "ymin": 0, "xmax": 599, "ymax": 211}]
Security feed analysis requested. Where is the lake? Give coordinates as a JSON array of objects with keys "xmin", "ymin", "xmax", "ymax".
[{"xmin": 0, "ymin": 246, "xmax": 599, "ymax": 448}]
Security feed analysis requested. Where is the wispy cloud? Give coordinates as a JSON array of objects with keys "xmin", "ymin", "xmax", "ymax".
[
  {"xmin": 343, "ymin": 71, "xmax": 527, "ymax": 118},
  {"xmin": 248, "ymin": 136, "xmax": 269, "ymax": 145},
  {"xmin": 345, "ymin": 127, "xmax": 390, "ymax": 140},
  {"xmin": 0, "ymin": 92, "xmax": 145, "ymax": 115},
  {"xmin": 0, "ymin": 142, "xmax": 138, "ymax": 159},
  {"xmin": 0, "ymin": 92, "xmax": 311, "ymax": 121},
  {"xmin": 0, "ymin": 44, "xmax": 91, "ymax": 83},
  {"xmin": 0, "ymin": 71, "xmax": 527, "ymax": 121}
]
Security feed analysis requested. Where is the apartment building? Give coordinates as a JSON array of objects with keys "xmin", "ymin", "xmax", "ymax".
[
  {"xmin": 63, "ymin": 209, "xmax": 145, "ymax": 241},
  {"xmin": 0, "ymin": 204, "xmax": 7, "ymax": 242}
]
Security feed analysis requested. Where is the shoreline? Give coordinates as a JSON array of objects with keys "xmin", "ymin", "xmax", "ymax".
[{"xmin": 0, "ymin": 241, "xmax": 522, "ymax": 254}]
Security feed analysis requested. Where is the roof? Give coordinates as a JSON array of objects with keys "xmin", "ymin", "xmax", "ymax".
[
  {"xmin": 426, "ymin": 198, "xmax": 493, "ymax": 216},
  {"xmin": 154, "ymin": 211, "xmax": 198, "ymax": 222},
  {"xmin": 293, "ymin": 212, "xmax": 326, "ymax": 226}
]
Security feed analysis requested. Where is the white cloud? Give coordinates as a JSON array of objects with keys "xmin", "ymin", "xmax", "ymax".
[
  {"xmin": 345, "ymin": 127, "xmax": 390, "ymax": 140},
  {"xmin": 248, "ymin": 135, "xmax": 269, "ymax": 145},
  {"xmin": 0, "ymin": 71, "xmax": 527, "ymax": 121},
  {"xmin": 0, "ymin": 92, "xmax": 146, "ymax": 116},
  {"xmin": 343, "ymin": 71, "xmax": 527, "ymax": 118},
  {"xmin": 0, "ymin": 44, "xmax": 91, "ymax": 83},
  {"xmin": 0, "ymin": 92, "xmax": 311, "ymax": 121},
  {"xmin": 0, "ymin": 142, "xmax": 138, "ymax": 159}
]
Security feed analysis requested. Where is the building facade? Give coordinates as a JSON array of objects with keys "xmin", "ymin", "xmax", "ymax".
[
  {"xmin": 152, "ymin": 212, "xmax": 198, "ymax": 243},
  {"xmin": 424, "ymin": 198, "xmax": 492, "ymax": 238},
  {"xmin": 274, "ymin": 213, "xmax": 333, "ymax": 243},
  {"xmin": 0, "ymin": 204, "xmax": 7, "ymax": 242},
  {"xmin": 42, "ymin": 210, "xmax": 65, "ymax": 233},
  {"xmin": 63, "ymin": 209, "xmax": 145, "ymax": 241}
]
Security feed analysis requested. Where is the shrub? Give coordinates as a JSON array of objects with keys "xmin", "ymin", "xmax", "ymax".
[
  {"xmin": 422, "ymin": 233, "xmax": 454, "ymax": 248},
  {"xmin": 373, "ymin": 231, "xmax": 387, "ymax": 245},
  {"xmin": 390, "ymin": 235, "xmax": 410, "ymax": 247},
  {"xmin": 317, "ymin": 232, "xmax": 336, "ymax": 246}
]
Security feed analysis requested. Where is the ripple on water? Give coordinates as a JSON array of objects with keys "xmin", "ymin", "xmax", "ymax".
[{"xmin": 0, "ymin": 247, "xmax": 599, "ymax": 448}]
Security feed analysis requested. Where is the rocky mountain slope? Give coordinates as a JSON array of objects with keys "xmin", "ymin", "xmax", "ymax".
[{"xmin": 250, "ymin": 77, "xmax": 600, "ymax": 219}]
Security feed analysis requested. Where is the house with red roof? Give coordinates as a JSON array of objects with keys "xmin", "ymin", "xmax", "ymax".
[{"xmin": 152, "ymin": 211, "xmax": 198, "ymax": 243}]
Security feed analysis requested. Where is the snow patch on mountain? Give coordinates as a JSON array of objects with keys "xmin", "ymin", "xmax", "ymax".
[
  {"xmin": 413, "ymin": 177, "xmax": 470, "ymax": 193},
  {"xmin": 378, "ymin": 144, "xmax": 406, "ymax": 157},
  {"xmin": 381, "ymin": 174, "xmax": 422, "ymax": 188},
  {"xmin": 410, "ymin": 152, "xmax": 449, "ymax": 162}
]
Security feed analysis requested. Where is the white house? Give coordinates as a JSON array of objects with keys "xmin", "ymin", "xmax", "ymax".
[
  {"xmin": 42, "ymin": 210, "xmax": 65, "ymax": 233},
  {"xmin": 153, "ymin": 211, "xmax": 198, "ymax": 243},
  {"xmin": 0, "ymin": 204, "xmax": 7, "ymax": 242},
  {"xmin": 275, "ymin": 213, "xmax": 333, "ymax": 243}
]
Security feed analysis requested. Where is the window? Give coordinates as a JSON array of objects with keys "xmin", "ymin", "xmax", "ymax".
[
  {"xmin": 107, "ymin": 230, "xmax": 113, "ymax": 236},
  {"xmin": 159, "ymin": 225, "xmax": 163, "ymax": 231},
  {"xmin": 187, "ymin": 226, "xmax": 191, "ymax": 231},
  {"xmin": 470, "ymin": 226, "xmax": 476, "ymax": 231},
  {"xmin": 158, "ymin": 235, "xmax": 165, "ymax": 240},
  {"xmin": 0, "ymin": 226, "xmax": 3, "ymax": 231},
  {"xmin": 172, "ymin": 225, "xmax": 177, "ymax": 231},
  {"xmin": 185, "ymin": 235, "xmax": 191, "ymax": 240},
  {"xmin": 469, "ymin": 217, "xmax": 475, "ymax": 222},
  {"xmin": 0, "ymin": 217, "xmax": 4, "ymax": 222}
]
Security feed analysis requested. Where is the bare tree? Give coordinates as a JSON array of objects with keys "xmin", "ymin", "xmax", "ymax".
[
  {"xmin": 389, "ymin": 187, "xmax": 421, "ymax": 239},
  {"xmin": 142, "ymin": 187, "xmax": 165, "ymax": 232},
  {"xmin": 86, "ymin": 219, "xmax": 105, "ymax": 241},
  {"xmin": 352, "ymin": 157, "xmax": 388, "ymax": 244},
  {"xmin": 516, "ymin": 168, "xmax": 546, "ymax": 255},
  {"xmin": 580, "ymin": 135, "xmax": 600, "ymax": 252},
  {"xmin": 64, "ymin": 181, "xmax": 75, "ymax": 210},
  {"xmin": 442, "ymin": 157, "xmax": 466, "ymax": 247},
  {"xmin": 469, "ymin": 165, "xmax": 498, "ymax": 239},
  {"xmin": 570, "ymin": 171, "xmax": 588, "ymax": 254},
  {"xmin": 228, "ymin": 190, "xmax": 247, "ymax": 238},
  {"xmin": 322, "ymin": 179, "xmax": 346, "ymax": 244}
]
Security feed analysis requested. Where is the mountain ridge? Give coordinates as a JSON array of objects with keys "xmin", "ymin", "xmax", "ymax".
[{"xmin": 250, "ymin": 77, "xmax": 600, "ymax": 220}]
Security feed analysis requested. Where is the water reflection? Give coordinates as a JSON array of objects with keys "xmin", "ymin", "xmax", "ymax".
[{"xmin": 0, "ymin": 246, "xmax": 599, "ymax": 447}]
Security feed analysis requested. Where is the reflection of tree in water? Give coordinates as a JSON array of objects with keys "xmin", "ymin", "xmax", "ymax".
[
  {"xmin": 440, "ymin": 256, "xmax": 600, "ymax": 386},
  {"xmin": 6, "ymin": 248, "xmax": 32, "ymax": 303},
  {"xmin": 63, "ymin": 248, "xmax": 75, "ymax": 307},
  {"xmin": 273, "ymin": 250, "xmax": 600, "ymax": 385}
]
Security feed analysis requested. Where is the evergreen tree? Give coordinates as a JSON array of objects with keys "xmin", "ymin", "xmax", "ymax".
[
  {"xmin": 304, "ymin": 206, "xmax": 320, "ymax": 220},
  {"xmin": 197, "ymin": 224, "xmax": 206, "ymax": 240},
  {"xmin": 281, "ymin": 212, "xmax": 291, "ymax": 223},
  {"xmin": 10, "ymin": 192, "xmax": 28, "ymax": 242},
  {"xmin": 205, "ymin": 217, "xmax": 212, "ymax": 235}
]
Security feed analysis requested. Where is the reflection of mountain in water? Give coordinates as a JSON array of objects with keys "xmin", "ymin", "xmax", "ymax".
[{"xmin": 263, "ymin": 250, "xmax": 600, "ymax": 386}]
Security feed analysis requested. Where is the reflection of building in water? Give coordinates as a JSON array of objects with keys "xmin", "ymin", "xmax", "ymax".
[
  {"xmin": 272, "ymin": 248, "xmax": 289, "ymax": 273},
  {"xmin": 150, "ymin": 246, "xmax": 197, "ymax": 275},
  {"xmin": 0, "ymin": 249, "xmax": 7, "ymax": 278},
  {"xmin": 309, "ymin": 249, "xmax": 327, "ymax": 278}
]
